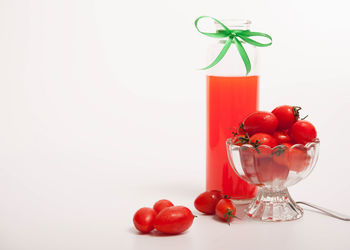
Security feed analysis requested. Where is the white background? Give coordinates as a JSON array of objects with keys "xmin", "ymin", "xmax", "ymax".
[{"xmin": 1, "ymin": 0, "xmax": 350, "ymax": 249}]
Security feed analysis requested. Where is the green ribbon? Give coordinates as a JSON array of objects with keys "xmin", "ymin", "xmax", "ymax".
[{"xmin": 195, "ymin": 16, "xmax": 272, "ymax": 75}]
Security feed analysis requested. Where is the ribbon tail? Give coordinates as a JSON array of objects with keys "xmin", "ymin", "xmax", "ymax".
[
  {"xmin": 233, "ymin": 36, "xmax": 251, "ymax": 75},
  {"xmin": 200, "ymin": 37, "xmax": 232, "ymax": 70}
]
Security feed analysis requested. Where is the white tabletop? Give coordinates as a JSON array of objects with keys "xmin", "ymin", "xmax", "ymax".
[{"xmin": 1, "ymin": 152, "xmax": 349, "ymax": 250}]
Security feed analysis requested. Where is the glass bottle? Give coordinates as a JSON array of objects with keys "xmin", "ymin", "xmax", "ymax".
[{"xmin": 206, "ymin": 19, "xmax": 259, "ymax": 201}]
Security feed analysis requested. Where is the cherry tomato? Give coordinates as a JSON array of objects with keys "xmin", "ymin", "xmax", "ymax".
[
  {"xmin": 133, "ymin": 207, "xmax": 156, "ymax": 233},
  {"xmin": 290, "ymin": 120, "xmax": 317, "ymax": 144},
  {"xmin": 250, "ymin": 133, "xmax": 277, "ymax": 148},
  {"xmin": 253, "ymin": 146, "xmax": 289, "ymax": 183},
  {"xmin": 273, "ymin": 130, "xmax": 292, "ymax": 144},
  {"xmin": 232, "ymin": 134, "xmax": 249, "ymax": 146},
  {"xmin": 215, "ymin": 198, "xmax": 236, "ymax": 224},
  {"xmin": 243, "ymin": 111, "xmax": 278, "ymax": 135},
  {"xmin": 272, "ymin": 162, "xmax": 289, "ymax": 181},
  {"xmin": 272, "ymin": 144, "xmax": 310, "ymax": 172},
  {"xmin": 194, "ymin": 190, "xmax": 223, "ymax": 215},
  {"xmin": 239, "ymin": 147, "xmax": 256, "ymax": 178},
  {"xmin": 272, "ymin": 105, "xmax": 300, "ymax": 130},
  {"xmin": 254, "ymin": 147, "xmax": 274, "ymax": 183},
  {"xmin": 154, "ymin": 206, "xmax": 194, "ymax": 234},
  {"xmin": 153, "ymin": 199, "xmax": 174, "ymax": 214},
  {"xmin": 271, "ymin": 144, "xmax": 291, "ymax": 166},
  {"xmin": 289, "ymin": 147, "xmax": 310, "ymax": 172}
]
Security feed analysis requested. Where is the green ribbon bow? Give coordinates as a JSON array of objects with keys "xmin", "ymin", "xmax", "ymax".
[{"xmin": 195, "ymin": 16, "xmax": 272, "ymax": 75}]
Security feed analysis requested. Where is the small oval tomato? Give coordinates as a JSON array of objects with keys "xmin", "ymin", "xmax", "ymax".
[
  {"xmin": 194, "ymin": 190, "xmax": 223, "ymax": 215},
  {"xmin": 154, "ymin": 206, "xmax": 194, "ymax": 234},
  {"xmin": 133, "ymin": 207, "xmax": 156, "ymax": 233},
  {"xmin": 243, "ymin": 111, "xmax": 278, "ymax": 135},
  {"xmin": 232, "ymin": 134, "xmax": 249, "ymax": 146},
  {"xmin": 272, "ymin": 105, "xmax": 300, "ymax": 130},
  {"xmin": 272, "ymin": 144, "xmax": 291, "ymax": 166},
  {"xmin": 250, "ymin": 133, "xmax": 277, "ymax": 148},
  {"xmin": 153, "ymin": 199, "xmax": 174, "ymax": 214},
  {"xmin": 215, "ymin": 198, "xmax": 236, "ymax": 224},
  {"xmin": 289, "ymin": 147, "xmax": 310, "ymax": 172},
  {"xmin": 272, "ymin": 144, "xmax": 310, "ymax": 172},
  {"xmin": 239, "ymin": 147, "xmax": 256, "ymax": 177},
  {"xmin": 273, "ymin": 130, "xmax": 292, "ymax": 144},
  {"xmin": 253, "ymin": 146, "xmax": 273, "ymax": 183},
  {"xmin": 290, "ymin": 120, "xmax": 317, "ymax": 144},
  {"xmin": 272, "ymin": 162, "xmax": 289, "ymax": 181}
]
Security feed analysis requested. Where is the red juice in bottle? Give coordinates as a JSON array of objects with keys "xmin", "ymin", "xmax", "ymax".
[{"xmin": 206, "ymin": 75, "xmax": 258, "ymax": 199}]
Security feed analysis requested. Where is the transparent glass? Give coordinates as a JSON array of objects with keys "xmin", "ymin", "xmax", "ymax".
[
  {"xmin": 226, "ymin": 139, "xmax": 320, "ymax": 221},
  {"xmin": 206, "ymin": 19, "xmax": 259, "ymax": 202}
]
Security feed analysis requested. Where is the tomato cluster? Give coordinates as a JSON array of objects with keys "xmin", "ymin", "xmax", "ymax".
[
  {"xmin": 133, "ymin": 199, "xmax": 194, "ymax": 234},
  {"xmin": 232, "ymin": 105, "xmax": 318, "ymax": 182},
  {"xmin": 194, "ymin": 190, "xmax": 237, "ymax": 224}
]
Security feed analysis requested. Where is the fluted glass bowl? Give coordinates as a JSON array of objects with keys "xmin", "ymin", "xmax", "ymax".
[{"xmin": 226, "ymin": 138, "xmax": 320, "ymax": 222}]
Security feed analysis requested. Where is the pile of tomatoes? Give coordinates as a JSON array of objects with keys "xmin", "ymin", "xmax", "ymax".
[
  {"xmin": 133, "ymin": 105, "xmax": 319, "ymax": 235},
  {"xmin": 233, "ymin": 105, "xmax": 317, "ymax": 147},
  {"xmin": 133, "ymin": 199, "xmax": 194, "ymax": 234},
  {"xmin": 232, "ymin": 105, "xmax": 318, "ymax": 182},
  {"xmin": 194, "ymin": 190, "xmax": 237, "ymax": 224}
]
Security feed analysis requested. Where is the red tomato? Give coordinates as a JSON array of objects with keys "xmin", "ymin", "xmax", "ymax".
[
  {"xmin": 273, "ymin": 130, "xmax": 292, "ymax": 144},
  {"xmin": 250, "ymin": 133, "xmax": 277, "ymax": 148},
  {"xmin": 289, "ymin": 147, "xmax": 310, "ymax": 172},
  {"xmin": 253, "ymin": 146, "xmax": 289, "ymax": 182},
  {"xmin": 272, "ymin": 144, "xmax": 310, "ymax": 172},
  {"xmin": 272, "ymin": 162, "xmax": 289, "ymax": 180},
  {"xmin": 290, "ymin": 120, "xmax": 317, "ymax": 144},
  {"xmin": 272, "ymin": 144, "xmax": 290, "ymax": 166},
  {"xmin": 232, "ymin": 134, "xmax": 249, "ymax": 146},
  {"xmin": 194, "ymin": 190, "xmax": 223, "ymax": 215},
  {"xmin": 243, "ymin": 111, "xmax": 278, "ymax": 135},
  {"xmin": 133, "ymin": 207, "xmax": 156, "ymax": 233},
  {"xmin": 215, "ymin": 198, "xmax": 236, "ymax": 224},
  {"xmin": 272, "ymin": 105, "xmax": 300, "ymax": 130},
  {"xmin": 254, "ymin": 147, "xmax": 274, "ymax": 183},
  {"xmin": 154, "ymin": 206, "xmax": 194, "ymax": 234},
  {"xmin": 153, "ymin": 199, "xmax": 174, "ymax": 214},
  {"xmin": 239, "ymin": 147, "xmax": 256, "ymax": 178}
]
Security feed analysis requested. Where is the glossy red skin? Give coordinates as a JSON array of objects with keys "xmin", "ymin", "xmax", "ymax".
[
  {"xmin": 289, "ymin": 148, "xmax": 310, "ymax": 172},
  {"xmin": 251, "ymin": 146, "xmax": 289, "ymax": 182},
  {"xmin": 232, "ymin": 134, "xmax": 249, "ymax": 146},
  {"xmin": 133, "ymin": 207, "xmax": 156, "ymax": 233},
  {"xmin": 273, "ymin": 130, "xmax": 292, "ymax": 144},
  {"xmin": 215, "ymin": 198, "xmax": 236, "ymax": 222},
  {"xmin": 272, "ymin": 105, "xmax": 298, "ymax": 130},
  {"xmin": 154, "ymin": 206, "xmax": 194, "ymax": 234},
  {"xmin": 243, "ymin": 111, "xmax": 278, "ymax": 135},
  {"xmin": 272, "ymin": 144, "xmax": 290, "ymax": 166},
  {"xmin": 250, "ymin": 133, "xmax": 277, "ymax": 148},
  {"xmin": 153, "ymin": 199, "xmax": 174, "ymax": 214},
  {"xmin": 240, "ymin": 147, "xmax": 256, "ymax": 178},
  {"xmin": 194, "ymin": 190, "xmax": 223, "ymax": 214},
  {"xmin": 272, "ymin": 143, "xmax": 310, "ymax": 172},
  {"xmin": 254, "ymin": 147, "xmax": 274, "ymax": 183},
  {"xmin": 290, "ymin": 120, "xmax": 317, "ymax": 144}
]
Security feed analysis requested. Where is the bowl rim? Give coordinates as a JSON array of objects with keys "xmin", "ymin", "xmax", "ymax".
[{"xmin": 226, "ymin": 137, "xmax": 320, "ymax": 151}]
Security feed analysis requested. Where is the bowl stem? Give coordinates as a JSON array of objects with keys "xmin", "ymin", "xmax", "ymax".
[{"xmin": 245, "ymin": 187, "xmax": 303, "ymax": 222}]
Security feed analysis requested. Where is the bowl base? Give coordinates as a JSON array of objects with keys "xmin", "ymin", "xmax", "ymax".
[{"xmin": 245, "ymin": 188, "xmax": 303, "ymax": 222}]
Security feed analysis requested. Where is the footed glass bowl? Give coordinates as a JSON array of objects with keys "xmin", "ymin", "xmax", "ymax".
[{"xmin": 226, "ymin": 138, "xmax": 320, "ymax": 222}]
